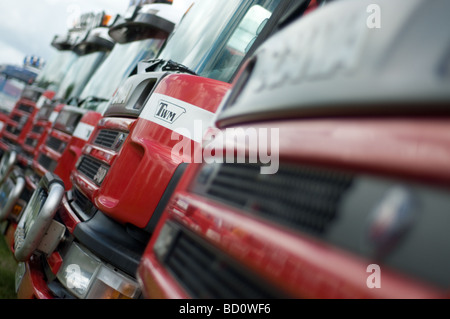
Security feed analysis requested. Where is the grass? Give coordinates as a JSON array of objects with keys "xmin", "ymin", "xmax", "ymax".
[{"xmin": 0, "ymin": 233, "xmax": 17, "ymax": 299}]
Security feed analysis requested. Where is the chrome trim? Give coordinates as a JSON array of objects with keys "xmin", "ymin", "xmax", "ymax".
[
  {"xmin": 14, "ymin": 173, "xmax": 65, "ymax": 262},
  {"xmin": 0, "ymin": 150, "xmax": 17, "ymax": 184},
  {"xmin": 0, "ymin": 168, "xmax": 25, "ymax": 222}
]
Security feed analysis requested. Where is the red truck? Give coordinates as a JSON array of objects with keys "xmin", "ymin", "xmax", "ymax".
[
  {"xmin": 0, "ymin": 29, "xmax": 78, "ymax": 238},
  {"xmin": 0, "ymin": 63, "xmax": 40, "ymax": 115},
  {"xmin": 0, "ymin": 28, "xmax": 80, "ymax": 158},
  {"xmin": 0, "ymin": 12, "xmax": 115, "ymax": 251},
  {"xmin": 30, "ymin": 2, "xmax": 184, "ymax": 191},
  {"xmin": 0, "ymin": 62, "xmax": 40, "ymax": 154},
  {"xmin": 0, "ymin": 11, "xmax": 110, "ymax": 167},
  {"xmin": 137, "ymin": 0, "xmax": 450, "ymax": 299},
  {"xmin": 1, "ymin": 3, "xmax": 185, "ymax": 254},
  {"xmin": 12, "ymin": 0, "xmax": 319, "ymax": 299},
  {"xmin": 18, "ymin": 11, "xmax": 115, "ymax": 169}
]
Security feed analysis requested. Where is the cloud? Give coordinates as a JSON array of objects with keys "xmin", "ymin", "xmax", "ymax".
[
  {"xmin": 0, "ymin": 0, "xmax": 127, "ymax": 65},
  {"xmin": 0, "ymin": 40, "xmax": 28, "ymax": 66}
]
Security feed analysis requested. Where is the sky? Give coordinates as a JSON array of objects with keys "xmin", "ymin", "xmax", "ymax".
[{"xmin": 0, "ymin": 0, "xmax": 129, "ymax": 66}]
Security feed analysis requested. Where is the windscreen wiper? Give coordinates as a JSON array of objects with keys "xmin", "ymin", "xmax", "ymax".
[
  {"xmin": 138, "ymin": 59, "xmax": 197, "ymax": 76},
  {"xmin": 78, "ymin": 96, "xmax": 110, "ymax": 110}
]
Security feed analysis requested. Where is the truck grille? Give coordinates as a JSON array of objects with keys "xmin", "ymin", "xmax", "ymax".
[
  {"xmin": 21, "ymin": 150, "xmax": 33, "ymax": 163},
  {"xmin": 1, "ymin": 136, "xmax": 16, "ymax": 147},
  {"xmin": 194, "ymin": 163, "xmax": 354, "ymax": 235},
  {"xmin": 31, "ymin": 125, "xmax": 44, "ymax": 134},
  {"xmin": 46, "ymin": 136, "xmax": 65, "ymax": 153},
  {"xmin": 21, "ymin": 89, "xmax": 41, "ymax": 102},
  {"xmin": 11, "ymin": 114, "xmax": 22, "ymax": 123},
  {"xmin": 71, "ymin": 187, "xmax": 97, "ymax": 220},
  {"xmin": 77, "ymin": 156, "xmax": 108, "ymax": 185},
  {"xmin": 37, "ymin": 154, "xmax": 58, "ymax": 172},
  {"xmin": 24, "ymin": 137, "xmax": 37, "ymax": 148},
  {"xmin": 18, "ymin": 104, "xmax": 33, "ymax": 114},
  {"xmin": 5, "ymin": 124, "xmax": 20, "ymax": 136},
  {"xmin": 93, "ymin": 129, "xmax": 124, "ymax": 149},
  {"xmin": 162, "ymin": 225, "xmax": 282, "ymax": 298}
]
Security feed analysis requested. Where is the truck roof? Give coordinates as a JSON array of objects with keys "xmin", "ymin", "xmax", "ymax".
[{"xmin": 0, "ymin": 64, "xmax": 39, "ymax": 84}]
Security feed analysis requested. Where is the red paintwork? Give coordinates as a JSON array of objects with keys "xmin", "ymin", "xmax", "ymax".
[
  {"xmin": 94, "ymin": 74, "xmax": 230, "ymax": 228},
  {"xmin": 4, "ymin": 221, "xmax": 16, "ymax": 253},
  {"xmin": 18, "ymin": 103, "xmax": 64, "ymax": 167},
  {"xmin": 0, "ymin": 90, "xmax": 55, "ymax": 151},
  {"xmin": 228, "ymin": 118, "xmax": 450, "ymax": 187},
  {"xmin": 0, "ymin": 112, "xmax": 9, "ymax": 131},
  {"xmin": 33, "ymin": 128, "xmax": 71, "ymax": 175},
  {"xmin": 32, "ymin": 109, "xmax": 102, "ymax": 190},
  {"xmin": 138, "ymin": 117, "xmax": 450, "ymax": 299},
  {"xmin": 58, "ymin": 196, "xmax": 81, "ymax": 234},
  {"xmin": 2, "ymin": 99, "xmax": 38, "ymax": 146},
  {"xmin": 54, "ymin": 111, "xmax": 103, "ymax": 190},
  {"xmin": 47, "ymin": 251, "xmax": 63, "ymax": 275},
  {"xmin": 17, "ymin": 256, "xmax": 54, "ymax": 299},
  {"xmin": 69, "ymin": 116, "xmax": 136, "ymax": 201}
]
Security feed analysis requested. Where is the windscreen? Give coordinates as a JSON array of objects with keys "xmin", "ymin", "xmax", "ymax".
[
  {"xmin": 0, "ymin": 74, "xmax": 27, "ymax": 113},
  {"xmin": 54, "ymin": 51, "xmax": 107, "ymax": 102},
  {"xmin": 34, "ymin": 50, "xmax": 78, "ymax": 92},
  {"xmin": 79, "ymin": 38, "xmax": 164, "ymax": 112},
  {"xmin": 157, "ymin": 0, "xmax": 279, "ymax": 83}
]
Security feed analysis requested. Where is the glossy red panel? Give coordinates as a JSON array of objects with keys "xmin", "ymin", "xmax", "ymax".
[
  {"xmin": 139, "ymin": 117, "xmax": 450, "ymax": 299},
  {"xmin": 95, "ymin": 74, "xmax": 230, "ymax": 228}
]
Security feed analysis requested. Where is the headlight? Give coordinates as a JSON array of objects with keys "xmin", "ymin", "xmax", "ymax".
[{"xmin": 57, "ymin": 242, "xmax": 141, "ymax": 299}]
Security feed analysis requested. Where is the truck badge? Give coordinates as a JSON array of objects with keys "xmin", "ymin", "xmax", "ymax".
[{"xmin": 154, "ymin": 100, "xmax": 186, "ymax": 124}]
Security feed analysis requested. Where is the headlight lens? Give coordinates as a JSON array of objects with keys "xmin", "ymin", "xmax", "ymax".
[
  {"xmin": 57, "ymin": 243, "xmax": 141, "ymax": 299},
  {"xmin": 57, "ymin": 243, "xmax": 98, "ymax": 298}
]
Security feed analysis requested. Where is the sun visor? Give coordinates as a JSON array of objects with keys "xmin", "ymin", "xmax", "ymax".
[
  {"xmin": 108, "ymin": 3, "xmax": 182, "ymax": 44},
  {"xmin": 72, "ymin": 27, "xmax": 115, "ymax": 55},
  {"xmin": 51, "ymin": 34, "xmax": 73, "ymax": 51}
]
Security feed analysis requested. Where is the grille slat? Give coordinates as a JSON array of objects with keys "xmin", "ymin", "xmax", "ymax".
[
  {"xmin": 25, "ymin": 137, "xmax": 37, "ymax": 147},
  {"xmin": 77, "ymin": 156, "xmax": 105, "ymax": 184},
  {"xmin": 195, "ymin": 163, "xmax": 354, "ymax": 235},
  {"xmin": 164, "ymin": 228, "xmax": 281, "ymax": 298},
  {"xmin": 46, "ymin": 136, "xmax": 65, "ymax": 153},
  {"xmin": 94, "ymin": 130, "xmax": 120, "ymax": 148},
  {"xmin": 71, "ymin": 187, "xmax": 97, "ymax": 220},
  {"xmin": 31, "ymin": 125, "xmax": 44, "ymax": 134},
  {"xmin": 5, "ymin": 125, "xmax": 20, "ymax": 136},
  {"xmin": 37, "ymin": 154, "xmax": 57, "ymax": 172},
  {"xmin": 11, "ymin": 114, "xmax": 22, "ymax": 123},
  {"xmin": 18, "ymin": 104, "xmax": 33, "ymax": 114}
]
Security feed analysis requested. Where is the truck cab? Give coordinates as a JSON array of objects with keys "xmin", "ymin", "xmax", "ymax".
[
  {"xmin": 0, "ymin": 11, "xmax": 115, "ymax": 253},
  {"xmin": 18, "ymin": 11, "xmax": 115, "ymax": 170},
  {"xmin": 30, "ymin": 2, "xmax": 184, "ymax": 192},
  {"xmin": 12, "ymin": 0, "xmax": 318, "ymax": 299},
  {"xmin": 0, "ymin": 62, "xmax": 40, "ymax": 145},
  {"xmin": 0, "ymin": 31, "xmax": 78, "ymax": 157},
  {"xmin": 137, "ymin": 0, "xmax": 450, "ymax": 298},
  {"xmin": 0, "ymin": 63, "xmax": 40, "ymax": 115},
  {"xmin": 0, "ymin": 2, "xmax": 186, "ymax": 256}
]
